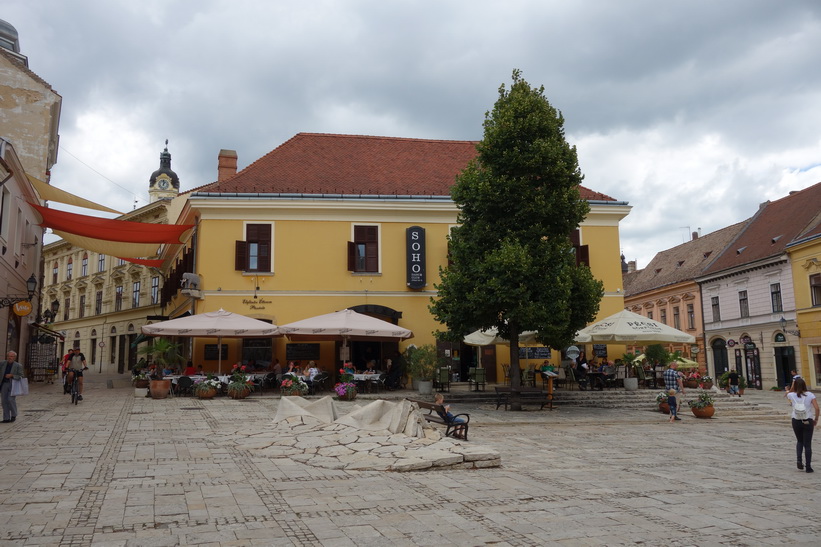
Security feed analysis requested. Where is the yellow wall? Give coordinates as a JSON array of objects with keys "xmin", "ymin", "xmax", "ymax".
[
  {"xmin": 787, "ymin": 237, "xmax": 821, "ymax": 387},
  {"xmin": 167, "ymin": 197, "xmax": 630, "ymax": 378}
]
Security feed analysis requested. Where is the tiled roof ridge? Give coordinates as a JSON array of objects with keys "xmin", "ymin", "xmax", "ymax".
[
  {"xmin": 191, "ymin": 133, "xmax": 620, "ymax": 201},
  {"xmin": 700, "ymin": 181, "xmax": 821, "ymax": 277}
]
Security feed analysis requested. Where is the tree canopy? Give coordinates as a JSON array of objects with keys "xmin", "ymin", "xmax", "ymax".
[{"xmin": 430, "ymin": 70, "xmax": 603, "ymax": 389}]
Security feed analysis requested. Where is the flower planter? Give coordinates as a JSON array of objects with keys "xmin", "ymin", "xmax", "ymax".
[
  {"xmin": 417, "ymin": 380, "xmax": 433, "ymax": 395},
  {"xmin": 684, "ymin": 379, "xmax": 699, "ymax": 389},
  {"xmin": 623, "ymin": 377, "xmax": 639, "ymax": 391},
  {"xmin": 691, "ymin": 405, "xmax": 715, "ymax": 419},
  {"xmin": 658, "ymin": 402, "xmax": 670, "ymax": 414},
  {"xmin": 196, "ymin": 387, "xmax": 217, "ymax": 399},
  {"xmin": 133, "ymin": 379, "xmax": 150, "ymax": 389},
  {"xmin": 337, "ymin": 390, "xmax": 357, "ymax": 401},
  {"xmin": 150, "ymin": 379, "xmax": 172, "ymax": 399},
  {"xmin": 281, "ymin": 389, "xmax": 306, "ymax": 397},
  {"xmin": 701, "ymin": 381, "xmax": 713, "ymax": 389},
  {"xmin": 228, "ymin": 387, "xmax": 250, "ymax": 399}
]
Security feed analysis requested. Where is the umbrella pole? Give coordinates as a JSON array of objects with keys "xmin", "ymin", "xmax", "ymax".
[{"xmin": 218, "ymin": 336, "xmax": 222, "ymax": 375}]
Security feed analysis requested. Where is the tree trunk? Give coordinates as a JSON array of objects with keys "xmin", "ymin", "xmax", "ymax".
[{"xmin": 509, "ymin": 325, "xmax": 522, "ymax": 411}]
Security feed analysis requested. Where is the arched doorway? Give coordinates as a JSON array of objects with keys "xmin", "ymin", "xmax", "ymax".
[{"xmin": 711, "ymin": 338, "xmax": 729, "ymax": 377}]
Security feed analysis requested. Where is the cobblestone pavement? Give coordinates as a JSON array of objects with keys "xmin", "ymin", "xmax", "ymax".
[{"xmin": 0, "ymin": 374, "xmax": 819, "ymax": 546}]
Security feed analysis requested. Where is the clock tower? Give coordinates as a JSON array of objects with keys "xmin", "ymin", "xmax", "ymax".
[{"xmin": 148, "ymin": 140, "xmax": 180, "ymax": 203}]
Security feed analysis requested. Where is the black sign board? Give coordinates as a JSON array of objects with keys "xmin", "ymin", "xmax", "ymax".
[
  {"xmin": 593, "ymin": 344, "xmax": 608, "ymax": 359},
  {"xmin": 286, "ymin": 343, "xmax": 320, "ymax": 361},
  {"xmin": 406, "ymin": 226, "xmax": 426, "ymax": 289},
  {"xmin": 204, "ymin": 344, "xmax": 228, "ymax": 361},
  {"xmin": 519, "ymin": 347, "xmax": 552, "ymax": 359}
]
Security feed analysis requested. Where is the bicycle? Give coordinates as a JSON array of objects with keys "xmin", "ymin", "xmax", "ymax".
[{"xmin": 66, "ymin": 367, "xmax": 87, "ymax": 404}]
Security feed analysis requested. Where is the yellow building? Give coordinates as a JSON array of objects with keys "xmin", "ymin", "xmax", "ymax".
[
  {"xmin": 786, "ymin": 229, "xmax": 821, "ymax": 387},
  {"xmin": 161, "ymin": 134, "xmax": 630, "ymax": 381}
]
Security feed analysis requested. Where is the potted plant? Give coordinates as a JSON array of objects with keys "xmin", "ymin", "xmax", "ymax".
[
  {"xmin": 136, "ymin": 338, "xmax": 183, "ymax": 399},
  {"xmin": 404, "ymin": 344, "xmax": 440, "ymax": 395},
  {"xmin": 281, "ymin": 375, "xmax": 309, "ymax": 397},
  {"xmin": 132, "ymin": 371, "xmax": 150, "ymax": 389},
  {"xmin": 621, "ymin": 353, "xmax": 641, "ymax": 391},
  {"xmin": 226, "ymin": 363, "xmax": 253, "ymax": 399},
  {"xmin": 687, "ymin": 391, "xmax": 715, "ymax": 418},
  {"xmin": 193, "ymin": 376, "xmax": 221, "ymax": 399},
  {"xmin": 655, "ymin": 391, "xmax": 670, "ymax": 414},
  {"xmin": 683, "ymin": 370, "xmax": 701, "ymax": 389},
  {"xmin": 700, "ymin": 375, "xmax": 714, "ymax": 389},
  {"xmin": 333, "ymin": 369, "xmax": 357, "ymax": 400}
]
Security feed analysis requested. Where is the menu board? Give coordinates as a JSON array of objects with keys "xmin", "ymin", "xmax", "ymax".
[
  {"xmin": 204, "ymin": 344, "xmax": 228, "ymax": 360},
  {"xmin": 286, "ymin": 343, "xmax": 320, "ymax": 361},
  {"xmin": 519, "ymin": 347, "xmax": 552, "ymax": 359}
]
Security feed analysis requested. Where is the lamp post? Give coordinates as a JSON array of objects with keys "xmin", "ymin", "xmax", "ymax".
[
  {"xmin": 42, "ymin": 299, "xmax": 60, "ymax": 323},
  {"xmin": 0, "ymin": 273, "xmax": 37, "ymax": 308}
]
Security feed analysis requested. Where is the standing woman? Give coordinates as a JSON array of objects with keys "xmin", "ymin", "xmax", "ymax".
[
  {"xmin": 1, "ymin": 350, "xmax": 24, "ymax": 423},
  {"xmin": 787, "ymin": 377, "xmax": 820, "ymax": 473}
]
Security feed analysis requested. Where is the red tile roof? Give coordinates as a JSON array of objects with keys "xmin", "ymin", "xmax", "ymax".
[
  {"xmin": 201, "ymin": 133, "xmax": 617, "ymax": 200},
  {"xmin": 702, "ymin": 181, "xmax": 821, "ymax": 276}
]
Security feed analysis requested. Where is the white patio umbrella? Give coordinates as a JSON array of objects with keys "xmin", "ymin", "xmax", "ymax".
[
  {"xmin": 278, "ymin": 309, "xmax": 413, "ymax": 342},
  {"xmin": 463, "ymin": 328, "xmax": 540, "ymax": 346},
  {"xmin": 574, "ymin": 309, "xmax": 695, "ymax": 345},
  {"xmin": 141, "ymin": 309, "xmax": 279, "ymax": 373}
]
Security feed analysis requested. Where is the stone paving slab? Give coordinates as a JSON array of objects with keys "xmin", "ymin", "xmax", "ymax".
[{"xmin": 0, "ymin": 374, "xmax": 818, "ymax": 546}]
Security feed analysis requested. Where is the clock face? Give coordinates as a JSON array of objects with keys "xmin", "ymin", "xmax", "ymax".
[{"xmin": 157, "ymin": 179, "xmax": 170, "ymax": 190}]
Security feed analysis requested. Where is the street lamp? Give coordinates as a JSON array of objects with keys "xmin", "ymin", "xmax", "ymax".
[
  {"xmin": 0, "ymin": 273, "xmax": 37, "ymax": 308},
  {"xmin": 779, "ymin": 316, "xmax": 801, "ymax": 337},
  {"xmin": 43, "ymin": 299, "xmax": 60, "ymax": 323}
]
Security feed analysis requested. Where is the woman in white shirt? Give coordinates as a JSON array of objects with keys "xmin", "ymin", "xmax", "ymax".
[{"xmin": 787, "ymin": 377, "xmax": 819, "ymax": 473}]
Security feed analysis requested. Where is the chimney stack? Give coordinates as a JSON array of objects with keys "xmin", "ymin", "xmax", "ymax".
[
  {"xmin": 627, "ymin": 260, "xmax": 637, "ymax": 273},
  {"xmin": 217, "ymin": 149, "xmax": 237, "ymax": 181},
  {"xmin": 692, "ymin": 231, "xmax": 699, "ymax": 240}
]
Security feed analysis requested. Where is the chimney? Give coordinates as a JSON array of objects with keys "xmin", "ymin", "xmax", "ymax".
[
  {"xmin": 627, "ymin": 260, "xmax": 637, "ymax": 273},
  {"xmin": 692, "ymin": 231, "xmax": 699, "ymax": 240},
  {"xmin": 217, "ymin": 149, "xmax": 237, "ymax": 181}
]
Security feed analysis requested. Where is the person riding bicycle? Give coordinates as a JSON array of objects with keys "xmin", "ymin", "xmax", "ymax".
[{"xmin": 65, "ymin": 348, "xmax": 88, "ymax": 401}]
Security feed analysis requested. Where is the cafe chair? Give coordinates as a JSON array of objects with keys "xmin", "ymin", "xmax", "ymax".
[
  {"xmin": 434, "ymin": 367, "xmax": 451, "ymax": 392},
  {"xmin": 468, "ymin": 367, "xmax": 486, "ymax": 391},
  {"xmin": 502, "ymin": 364, "xmax": 511, "ymax": 385},
  {"xmin": 261, "ymin": 372, "xmax": 279, "ymax": 393},
  {"xmin": 175, "ymin": 375, "xmax": 194, "ymax": 397}
]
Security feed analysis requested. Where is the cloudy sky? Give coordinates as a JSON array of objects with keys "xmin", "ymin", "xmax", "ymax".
[{"xmin": 5, "ymin": 0, "xmax": 821, "ymax": 268}]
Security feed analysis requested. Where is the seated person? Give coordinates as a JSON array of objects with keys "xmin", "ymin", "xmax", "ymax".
[
  {"xmin": 196, "ymin": 365, "xmax": 205, "ymax": 375},
  {"xmin": 305, "ymin": 361, "xmax": 321, "ymax": 380},
  {"xmin": 342, "ymin": 362, "xmax": 356, "ymax": 375},
  {"xmin": 162, "ymin": 366, "xmax": 175, "ymax": 376},
  {"xmin": 183, "ymin": 361, "xmax": 196, "ymax": 376},
  {"xmin": 362, "ymin": 360, "xmax": 378, "ymax": 374},
  {"xmin": 434, "ymin": 393, "xmax": 467, "ymax": 439},
  {"xmin": 272, "ymin": 359, "xmax": 282, "ymax": 381},
  {"xmin": 286, "ymin": 361, "xmax": 302, "ymax": 376}
]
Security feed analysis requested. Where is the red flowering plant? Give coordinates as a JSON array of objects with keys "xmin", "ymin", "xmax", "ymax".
[
  {"xmin": 227, "ymin": 363, "xmax": 253, "ymax": 396},
  {"xmin": 334, "ymin": 368, "xmax": 357, "ymax": 398}
]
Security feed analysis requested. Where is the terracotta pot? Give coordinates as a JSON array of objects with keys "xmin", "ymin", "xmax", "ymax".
[
  {"xmin": 149, "ymin": 379, "xmax": 172, "ymax": 399},
  {"xmin": 228, "ymin": 387, "xmax": 250, "ymax": 399},
  {"xmin": 684, "ymin": 379, "xmax": 699, "ymax": 389},
  {"xmin": 196, "ymin": 387, "xmax": 217, "ymax": 399},
  {"xmin": 691, "ymin": 405, "xmax": 715, "ymax": 419},
  {"xmin": 133, "ymin": 379, "xmax": 149, "ymax": 389},
  {"xmin": 337, "ymin": 390, "xmax": 357, "ymax": 401},
  {"xmin": 281, "ymin": 389, "xmax": 305, "ymax": 397},
  {"xmin": 658, "ymin": 402, "xmax": 670, "ymax": 414},
  {"xmin": 701, "ymin": 382, "xmax": 713, "ymax": 389}
]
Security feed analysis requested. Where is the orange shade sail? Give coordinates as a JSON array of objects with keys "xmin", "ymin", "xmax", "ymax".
[{"xmin": 30, "ymin": 203, "xmax": 193, "ymax": 244}]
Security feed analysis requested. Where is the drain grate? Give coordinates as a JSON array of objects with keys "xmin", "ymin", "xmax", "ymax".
[
  {"xmin": 180, "ymin": 407, "xmax": 205, "ymax": 411},
  {"xmin": 24, "ymin": 409, "xmax": 50, "ymax": 412}
]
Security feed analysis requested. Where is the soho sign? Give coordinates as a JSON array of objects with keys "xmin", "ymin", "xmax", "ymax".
[{"xmin": 406, "ymin": 226, "xmax": 426, "ymax": 289}]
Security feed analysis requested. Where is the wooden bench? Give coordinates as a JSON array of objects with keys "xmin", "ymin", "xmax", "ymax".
[
  {"xmin": 407, "ymin": 399, "xmax": 469, "ymax": 440},
  {"xmin": 495, "ymin": 386, "xmax": 552, "ymax": 410}
]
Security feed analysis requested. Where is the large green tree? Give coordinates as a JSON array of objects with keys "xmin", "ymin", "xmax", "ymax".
[{"xmin": 430, "ymin": 70, "xmax": 603, "ymax": 398}]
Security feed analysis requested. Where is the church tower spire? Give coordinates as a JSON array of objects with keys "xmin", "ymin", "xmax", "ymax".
[{"xmin": 148, "ymin": 139, "xmax": 180, "ymax": 203}]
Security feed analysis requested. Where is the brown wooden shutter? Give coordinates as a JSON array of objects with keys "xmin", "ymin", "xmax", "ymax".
[
  {"xmin": 235, "ymin": 241, "xmax": 247, "ymax": 271},
  {"xmin": 577, "ymin": 245, "xmax": 590, "ymax": 267},
  {"xmin": 347, "ymin": 241, "xmax": 356, "ymax": 271}
]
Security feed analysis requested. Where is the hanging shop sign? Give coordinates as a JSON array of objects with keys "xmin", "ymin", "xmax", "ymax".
[{"xmin": 406, "ymin": 226, "xmax": 426, "ymax": 290}]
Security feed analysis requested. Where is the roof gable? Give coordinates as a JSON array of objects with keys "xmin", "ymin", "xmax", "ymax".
[
  {"xmin": 624, "ymin": 221, "xmax": 748, "ymax": 296},
  {"xmin": 702, "ymin": 181, "xmax": 821, "ymax": 275},
  {"xmin": 201, "ymin": 133, "xmax": 618, "ymax": 200}
]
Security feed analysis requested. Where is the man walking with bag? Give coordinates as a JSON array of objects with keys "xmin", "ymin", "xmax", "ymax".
[{"xmin": 1, "ymin": 350, "xmax": 24, "ymax": 423}]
